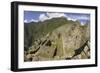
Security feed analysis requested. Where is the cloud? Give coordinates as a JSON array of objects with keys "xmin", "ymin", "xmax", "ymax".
[
  {"xmin": 30, "ymin": 19, "xmax": 39, "ymax": 22},
  {"xmin": 24, "ymin": 19, "xmax": 28, "ymax": 23},
  {"xmin": 39, "ymin": 14, "xmax": 49, "ymax": 22},
  {"xmin": 39, "ymin": 12, "xmax": 67, "ymax": 22},
  {"xmin": 46, "ymin": 12, "xmax": 66, "ymax": 19},
  {"xmin": 24, "ymin": 19, "xmax": 39, "ymax": 23},
  {"xmin": 81, "ymin": 22, "xmax": 85, "ymax": 26},
  {"xmin": 66, "ymin": 16, "xmax": 77, "ymax": 21}
]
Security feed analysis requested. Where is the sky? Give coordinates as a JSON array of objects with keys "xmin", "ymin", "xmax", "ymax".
[{"xmin": 24, "ymin": 11, "xmax": 90, "ymax": 25}]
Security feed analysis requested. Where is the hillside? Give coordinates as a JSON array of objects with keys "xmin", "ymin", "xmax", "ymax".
[
  {"xmin": 24, "ymin": 17, "xmax": 90, "ymax": 61},
  {"xmin": 24, "ymin": 17, "xmax": 71, "ymax": 50}
]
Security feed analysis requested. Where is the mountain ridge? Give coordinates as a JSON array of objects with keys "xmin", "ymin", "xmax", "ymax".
[{"xmin": 24, "ymin": 17, "xmax": 90, "ymax": 61}]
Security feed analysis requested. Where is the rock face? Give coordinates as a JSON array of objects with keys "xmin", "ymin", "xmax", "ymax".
[{"xmin": 24, "ymin": 21, "xmax": 90, "ymax": 62}]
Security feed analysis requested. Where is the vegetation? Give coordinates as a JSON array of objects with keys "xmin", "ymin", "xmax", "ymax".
[
  {"xmin": 24, "ymin": 17, "xmax": 71, "ymax": 51},
  {"xmin": 24, "ymin": 17, "xmax": 90, "ymax": 61}
]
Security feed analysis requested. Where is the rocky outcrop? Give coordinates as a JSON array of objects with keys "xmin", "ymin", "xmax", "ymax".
[{"xmin": 24, "ymin": 21, "xmax": 90, "ymax": 62}]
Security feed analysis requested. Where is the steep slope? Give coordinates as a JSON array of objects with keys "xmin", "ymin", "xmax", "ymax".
[
  {"xmin": 24, "ymin": 17, "xmax": 71, "ymax": 51},
  {"xmin": 24, "ymin": 19, "xmax": 90, "ymax": 61}
]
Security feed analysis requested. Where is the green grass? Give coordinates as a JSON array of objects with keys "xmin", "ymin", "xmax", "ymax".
[{"xmin": 24, "ymin": 17, "xmax": 69, "ymax": 50}]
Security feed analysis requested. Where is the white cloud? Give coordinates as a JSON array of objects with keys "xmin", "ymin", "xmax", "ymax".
[
  {"xmin": 81, "ymin": 22, "xmax": 85, "ymax": 26},
  {"xmin": 39, "ymin": 14, "xmax": 49, "ymax": 22},
  {"xmin": 66, "ymin": 16, "xmax": 77, "ymax": 21},
  {"xmin": 46, "ymin": 12, "xmax": 66, "ymax": 19},
  {"xmin": 39, "ymin": 12, "xmax": 67, "ymax": 22},
  {"xmin": 30, "ymin": 19, "xmax": 39, "ymax": 22},
  {"xmin": 24, "ymin": 19, "xmax": 39, "ymax": 23},
  {"xmin": 24, "ymin": 19, "xmax": 28, "ymax": 23}
]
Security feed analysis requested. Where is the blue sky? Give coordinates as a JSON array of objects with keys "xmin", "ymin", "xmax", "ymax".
[
  {"xmin": 24, "ymin": 11, "xmax": 90, "ymax": 25},
  {"xmin": 24, "ymin": 11, "xmax": 43, "ymax": 21}
]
